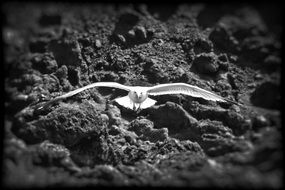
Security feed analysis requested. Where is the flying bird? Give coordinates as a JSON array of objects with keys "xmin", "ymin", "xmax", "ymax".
[{"xmin": 35, "ymin": 82, "xmax": 240, "ymax": 111}]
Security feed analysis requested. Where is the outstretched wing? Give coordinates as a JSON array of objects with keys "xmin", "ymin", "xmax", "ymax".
[
  {"xmin": 36, "ymin": 82, "xmax": 131, "ymax": 110},
  {"xmin": 147, "ymin": 83, "xmax": 238, "ymax": 104}
]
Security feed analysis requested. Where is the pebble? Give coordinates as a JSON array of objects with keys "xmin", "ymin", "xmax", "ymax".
[
  {"xmin": 117, "ymin": 34, "xmax": 126, "ymax": 43},
  {"xmin": 254, "ymin": 73, "xmax": 263, "ymax": 80},
  {"xmin": 127, "ymin": 29, "xmax": 136, "ymax": 38},
  {"xmin": 193, "ymin": 52, "xmax": 220, "ymax": 74},
  {"xmin": 95, "ymin": 39, "xmax": 102, "ymax": 48},
  {"xmin": 100, "ymin": 114, "xmax": 109, "ymax": 123},
  {"xmin": 135, "ymin": 26, "xmax": 147, "ymax": 39},
  {"xmin": 253, "ymin": 115, "xmax": 269, "ymax": 129}
]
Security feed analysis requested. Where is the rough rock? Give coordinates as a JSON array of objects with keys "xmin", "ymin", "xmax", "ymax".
[
  {"xmin": 250, "ymin": 81, "xmax": 280, "ymax": 110},
  {"xmin": 128, "ymin": 118, "xmax": 169, "ymax": 142},
  {"xmin": 12, "ymin": 101, "xmax": 107, "ymax": 146},
  {"xmin": 148, "ymin": 102, "xmax": 199, "ymax": 134},
  {"xmin": 4, "ymin": 3, "xmax": 281, "ymax": 188}
]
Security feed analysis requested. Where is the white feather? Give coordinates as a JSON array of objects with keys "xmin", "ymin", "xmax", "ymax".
[
  {"xmin": 36, "ymin": 82, "xmax": 238, "ymax": 111},
  {"xmin": 114, "ymin": 95, "xmax": 134, "ymax": 110},
  {"xmin": 147, "ymin": 83, "xmax": 227, "ymax": 102},
  {"xmin": 140, "ymin": 97, "xmax": 157, "ymax": 109}
]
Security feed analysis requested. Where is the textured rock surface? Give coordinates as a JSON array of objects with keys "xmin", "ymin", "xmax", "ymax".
[{"xmin": 4, "ymin": 3, "xmax": 282, "ymax": 188}]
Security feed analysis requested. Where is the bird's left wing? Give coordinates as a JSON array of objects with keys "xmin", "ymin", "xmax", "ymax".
[
  {"xmin": 35, "ymin": 82, "xmax": 131, "ymax": 110},
  {"xmin": 147, "ymin": 83, "xmax": 238, "ymax": 104}
]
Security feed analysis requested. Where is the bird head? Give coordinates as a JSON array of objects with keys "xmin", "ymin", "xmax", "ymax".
[{"xmin": 128, "ymin": 88, "xmax": 148, "ymax": 103}]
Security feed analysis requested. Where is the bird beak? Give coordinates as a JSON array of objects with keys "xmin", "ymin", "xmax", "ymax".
[{"xmin": 136, "ymin": 93, "xmax": 141, "ymax": 99}]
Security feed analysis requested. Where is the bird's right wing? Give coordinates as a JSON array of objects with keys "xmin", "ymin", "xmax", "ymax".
[
  {"xmin": 35, "ymin": 82, "xmax": 131, "ymax": 110},
  {"xmin": 147, "ymin": 83, "xmax": 239, "ymax": 105}
]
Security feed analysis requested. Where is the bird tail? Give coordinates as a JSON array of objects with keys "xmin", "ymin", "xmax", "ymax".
[
  {"xmin": 140, "ymin": 97, "xmax": 157, "ymax": 109},
  {"xmin": 115, "ymin": 96, "xmax": 134, "ymax": 110},
  {"xmin": 115, "ymin": 96, "xmax": 157, "ymax": 110}
]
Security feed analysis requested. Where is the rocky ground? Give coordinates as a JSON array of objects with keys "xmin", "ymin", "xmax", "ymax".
[{"xmin": 3, "ymin": 3, "xmax": 282, "ymax": 188}]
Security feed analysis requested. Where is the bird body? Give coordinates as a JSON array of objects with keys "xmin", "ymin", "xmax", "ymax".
[{"xmin": 36, "ymin": 82, "xmax": 239, "ymax": 111}]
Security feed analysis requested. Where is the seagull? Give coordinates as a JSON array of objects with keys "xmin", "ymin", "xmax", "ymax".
[{"xmin": 35, "ymin": 82, "xmax": 240, "ymax": 111}]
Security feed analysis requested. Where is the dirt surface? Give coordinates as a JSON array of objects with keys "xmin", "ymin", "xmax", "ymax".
[{"xmin": 3, "ymin": 2, "xmax": 282, "ymax": 188}]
